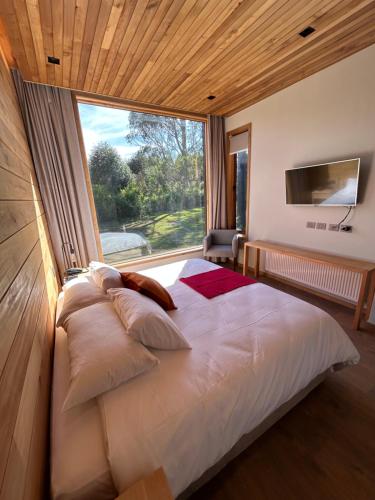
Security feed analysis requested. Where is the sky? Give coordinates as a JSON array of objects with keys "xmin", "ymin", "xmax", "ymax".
[{"xmin": 78, "ymin": 103, "xmax": 141, "ymax": 160}]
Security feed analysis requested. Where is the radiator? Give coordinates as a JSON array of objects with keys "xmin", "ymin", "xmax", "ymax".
[{"xmin": 264, "ymin": 251, "xmax": 361, "ymax": 303}]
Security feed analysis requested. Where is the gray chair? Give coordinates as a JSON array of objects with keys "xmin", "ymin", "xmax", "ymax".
[{"xmin": 203, "ymin": 229, "xmax": 242, "ymax": 270}]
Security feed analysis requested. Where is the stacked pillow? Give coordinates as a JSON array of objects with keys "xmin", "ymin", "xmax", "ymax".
[
  {"xmin": 89, "ymin": 260, "xmax": 123, "ymax": 291},
  {"xmin": 58, "ymin": 261, "xmax": 190, "ymax": 411},
  {"xmin": 108, "ymin": 288, "xmax": 190, "ymax": 350},
  {"xmin": 63, "ymin": 301, "xmax": 159, "ymax": 410},
  {"xmin": 56, "ymin": 275, "xmax": 109, "ymax": 327}
]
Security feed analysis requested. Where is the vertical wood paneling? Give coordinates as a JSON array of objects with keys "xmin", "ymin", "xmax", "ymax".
[{"xmin": 0, "ymin": 40, "xmax": 58, "ymax": 500}]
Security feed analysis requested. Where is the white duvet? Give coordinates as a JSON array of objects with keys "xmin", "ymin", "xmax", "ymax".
[{"xmin": 98, "ymin": 259, "xmax": 359, "ymax": 497}]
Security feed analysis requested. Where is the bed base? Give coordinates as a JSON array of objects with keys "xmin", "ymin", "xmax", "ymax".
[{"xmin": 177, "ymin": 370, "xmax": 329, "ymax": 499}]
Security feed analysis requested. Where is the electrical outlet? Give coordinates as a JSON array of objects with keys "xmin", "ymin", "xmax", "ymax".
[
  {"xmin": 328, "ymin": 224, "xmax": 339, "ymax": 231},
  {"xmin": 306, "ymin": 221, "xmax": 316, "ymax": 229},
  {"xmin": 339, "ymin": 224, "xmax": 352, "ymax": 233},
  {"xmin": 316, "ymin": 222, "xmax": 327, "ymax": 230}
]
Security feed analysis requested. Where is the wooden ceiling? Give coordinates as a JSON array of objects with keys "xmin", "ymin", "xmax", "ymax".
[{"xmin": 1, "ymin": 0, "xmax": 375, "ymax": 116}]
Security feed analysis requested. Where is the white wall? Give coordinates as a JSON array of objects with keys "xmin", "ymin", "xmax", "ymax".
[{"xmin": 226, "ymin": 44, "xmax": 375, "ymax": 322}]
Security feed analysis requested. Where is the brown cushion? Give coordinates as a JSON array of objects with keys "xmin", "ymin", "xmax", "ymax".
[{"xmin": 120, "ymin": 272, "xmax": 177, "ymax": 311}]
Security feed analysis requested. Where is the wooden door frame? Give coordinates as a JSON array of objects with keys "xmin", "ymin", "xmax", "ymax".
[{"xmin": 226, "ymin": 123, "xmax": 252, "ymax": 236}]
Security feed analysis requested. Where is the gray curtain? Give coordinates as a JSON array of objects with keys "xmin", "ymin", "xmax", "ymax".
[
  {"xmin": 12, "ymin": 70, "xmax": 99, "ymax": 280},
  {"xmin": 207, "ymin": 115, "xmax": 227, "ymax": 229}
]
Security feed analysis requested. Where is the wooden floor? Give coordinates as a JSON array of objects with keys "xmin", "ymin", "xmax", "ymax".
[{"xmin": 191, "ymin": 273, "xmax": 375, "ymax": 500}]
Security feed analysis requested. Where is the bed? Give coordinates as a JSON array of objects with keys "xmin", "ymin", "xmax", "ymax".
[{"xmin": 51, "ymin": 258, "xmax": 359, "ymax": 499}]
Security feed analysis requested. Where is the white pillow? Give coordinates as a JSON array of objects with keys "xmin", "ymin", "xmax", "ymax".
[
  {"xmin": 89, "ymin": 261, "xmax": 123, "ymax": 291},
  {"xmin": 63, "ymin": 301, "xmax": 159, "ymax": 410},
  {"xmin": 56, "ymin": 276, "xmax": 109, "ymax": 328},
  {"xmin": 108, "ymin": 288, "xmax": 191, "ymax": 350}
]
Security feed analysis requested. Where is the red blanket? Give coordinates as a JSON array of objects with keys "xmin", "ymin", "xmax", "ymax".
[{"xmin": 180, "ymin": 267, "xmax": 257, "ymax": 299}]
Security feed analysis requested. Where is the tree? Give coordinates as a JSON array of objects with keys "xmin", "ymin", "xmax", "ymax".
[
  {"xmin": 88, "ymin": 141, "xmax": 131, "ymax": 190},
  {"xmin": 126, "ymin": 112, "xmax": 203, "ymax": 160}
]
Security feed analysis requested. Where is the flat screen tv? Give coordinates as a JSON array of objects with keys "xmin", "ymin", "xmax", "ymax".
[{"xmin": 285, "ymin": 158, "xmax": 360, "ymax": 206}]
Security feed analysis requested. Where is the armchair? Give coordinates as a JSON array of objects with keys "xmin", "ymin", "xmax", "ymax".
[{"xmin": 203, "ymin": 229, "xmax": 242, "ymax": 270}]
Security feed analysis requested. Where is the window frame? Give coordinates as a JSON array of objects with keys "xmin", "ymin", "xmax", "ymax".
[
  {"xmin": 226, "ymin": 123, "xmax": 252, "ymax": 237},
  {"xmin": 72, "ymin": 92, "xmax": 208, "ymax": 267}
]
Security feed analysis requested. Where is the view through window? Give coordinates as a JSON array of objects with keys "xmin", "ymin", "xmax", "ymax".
[
  {"xmin": 235, "ymin": 150, "xmax": 248, "ymax": 232},
  {"xmin": 78, "ymin": 103, "xmax": 206, "ymax": 264}
]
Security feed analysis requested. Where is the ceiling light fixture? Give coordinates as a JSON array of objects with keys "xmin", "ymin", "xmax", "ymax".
[
  {"xmin": 299, "ymin": 26, "xmax": 315, "ymax": 38},
  {"xmin": 47, "ymin": 56, "xmax": 60, "ymax": 65}
]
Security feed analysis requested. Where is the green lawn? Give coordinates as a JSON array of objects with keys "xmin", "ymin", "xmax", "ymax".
[
  {"xmin": 130, "ymin": 207, "xmax": 205, "ymax": 252},
  {"xmin": 101, "ymin": 207, "xmax": 205, "ymax": 264}
]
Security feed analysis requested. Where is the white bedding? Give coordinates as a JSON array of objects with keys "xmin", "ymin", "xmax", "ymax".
[
  {"xmin": 51, "ymin": 297, "xmax": 116, "ymax": 500},
  {"xmin": 98, "ymin": 258, "xmax": 360, "ymax": 497}
]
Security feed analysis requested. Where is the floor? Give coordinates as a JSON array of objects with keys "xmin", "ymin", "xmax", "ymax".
[{"xmin": 190, "ymin": 273, "xmax": 375, "ymax": 500}]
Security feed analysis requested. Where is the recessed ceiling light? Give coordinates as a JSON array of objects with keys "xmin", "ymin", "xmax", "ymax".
[
  {"xmin": 299, "ymin": 26, "xmax": 315, "ymax": 38},
  {"xmin": 47, "ymin": 56, "xmax": 60, "ymax": 65},
  {"xmin": 207, "ymin": 95, "xmax": 216, "ymax": 100}
]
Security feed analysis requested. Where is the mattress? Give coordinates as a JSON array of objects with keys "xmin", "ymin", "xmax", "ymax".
[
  {"xmin": 98, "ymin": 259, "xmax": 360, "ymax": 497},
  {"xmin": 50, "ymin": 296, "xmax": 116, "ymax": 500}
]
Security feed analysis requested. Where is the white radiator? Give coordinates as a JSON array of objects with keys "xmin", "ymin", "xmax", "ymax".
[{"xmin": 264, "ymin": 252, "xmax": 361, "ymax": 303}]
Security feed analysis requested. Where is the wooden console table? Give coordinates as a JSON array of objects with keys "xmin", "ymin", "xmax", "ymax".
[{"xmin": 243, "ymin": 240, "xmax": 375, "ymax": 330}]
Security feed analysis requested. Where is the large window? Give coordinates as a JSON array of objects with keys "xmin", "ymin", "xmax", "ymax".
[{"xmin": 78, "ymin": 102, "xmax": 206, "ymax": 264}]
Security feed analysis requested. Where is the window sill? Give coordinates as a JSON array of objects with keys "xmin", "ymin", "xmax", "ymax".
[{"xmin": 112, "ymin": 246, "xmax": 203, "ymax": 271}]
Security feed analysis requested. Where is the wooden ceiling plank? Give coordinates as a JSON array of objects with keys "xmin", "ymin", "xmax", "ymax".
[
  {"xmin": 217, "ymin": 20, "xmax": 375, "ymax": 115},
  {"xmin": 61, "ymin": 0, "xmax": 76, "ymax": 88},
  {"xmin": 182, "ymin": 3, "xmax": 371, "ymax": 112},
  {"xmin": 0, "ymin": 0, "xmax": 31, "ymax": 80},
  {"xmin": 126, "ymin": 0, "xmax": 205, "ymax": 100},
  {"xmin": 207, "ymin": 2, "xmax": 375, "ymax": 114},
  {"xmin": 100, "ymin": 0, "xmax": 145, "ymax": 94},
  {"xmin": 224, "ymin": 29, "xmax": 375, "ymax": 115},
  {"xmin": 136, "ymin": 0, "xmax": 241, "ymax": 103},
  {"xmin": 116, "ymin": 0, "xmax": 185, "ymax": 97},
  {"xmin": 0, "ymin": 16, "xmax": 17, "ymax": 67},
  {"xmin": 169, "ymin": 2, "xmax": 330, "ymax": 105},
  {"xmin": 83, "ymin": 0, "xmax": 114, "ymax": 91},
  {"xmin": 70, "ymin": 0, "xmax": 89, "ymax": 89},
  {"xmin": 110, "ymin": 0, "xmax": 176, "ymax": 96},
  {"xmin": 76, "ymin": 0, "xmax": 102, "ymax": 89},
  {"xmin": 114, "ymin": 0, "xmax": 179, "ymax": 97},
  {"xmin": 180, "ymin": 0, "xmax": 372, "ymax": 110},
  {"xmin": 168, "ymin": 0, "xmax": 338, "ymax": 109},
  {"xmin": 0, "ymin": 12, "xmax": 30, "ymax": 78},
  {"xmin": 25, "ymin": 0, "xmax": 47, "ymax": 82},
  {"xmin": 89, "ymin": 0, "xmax": 127, "ymax": 92},
  {"xmin": 168, "ymin": 1, "xmax": 315, "ymax": 109},
  {"xmin": 107, "ymin": 0, "xmax": 160, "ymax": 95},
  {"xmin": 137, "ymin": 0, "xmax": 250, "ymax": 102},
  {"xmin": 11, "ymin": 0, "xmax": 39, "ymax": 81},
  {"xmin": 1, "ymin": 0, "xmax": 375, "ymax": 114},
  {"xmin": 51, "ymin": 0, "xmax": 63, "ymax": 86},
  {"xmin": 95, "ymin": 0, "xmax": 138, "ymax": 94},
  {"xmin": 148, "ymin": 0, "xmax": 283, "ymax": 105},
  {"xmin": 38, "ymin": 0, "xmax": 55, "ymax": 85}
]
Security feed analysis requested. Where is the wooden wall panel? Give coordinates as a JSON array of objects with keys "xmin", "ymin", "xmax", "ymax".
[{"xmin": 0, "ymin": 40, "xmax": 58, "ymax": 500}]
